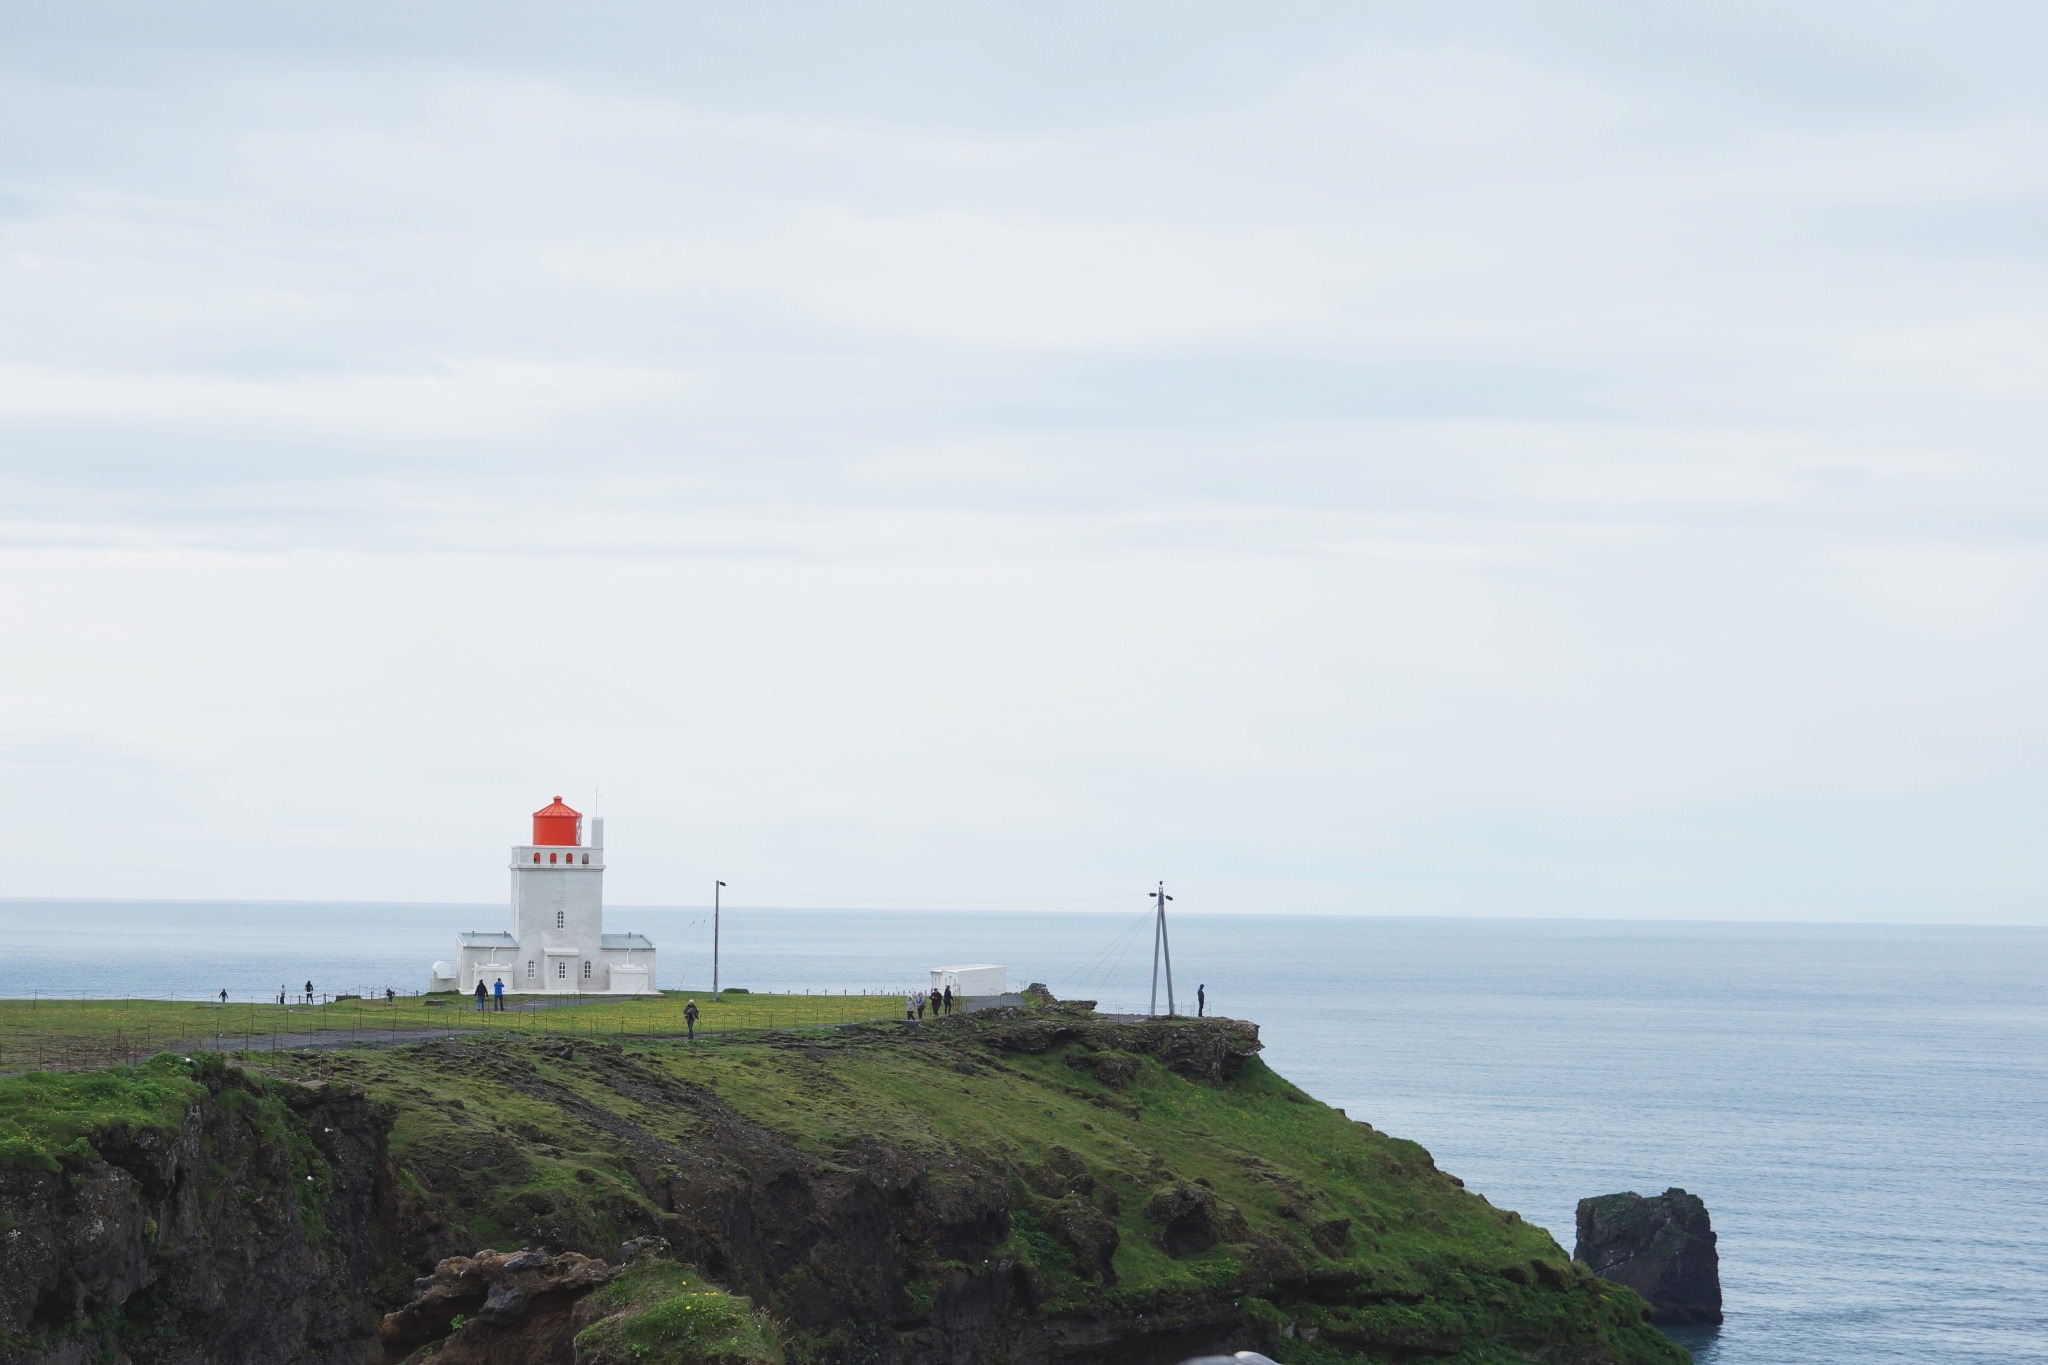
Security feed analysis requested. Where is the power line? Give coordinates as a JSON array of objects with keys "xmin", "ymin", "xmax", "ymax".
[
  {"xmin": 1059, "ymin": 905, "xmax": 1155, "ymax": 996},
  {"xmin": 717, "ymin": 883, "xmax": 1137, "ymax": 908}
]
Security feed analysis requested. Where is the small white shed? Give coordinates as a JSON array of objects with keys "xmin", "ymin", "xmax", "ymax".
[
  {"xmin": 931, "ymin": 964, "xmax": 1006, "ymax": 998},
  {"xmin": 607, "ymin": 962, "xmax": 652, "ymax": 995}
]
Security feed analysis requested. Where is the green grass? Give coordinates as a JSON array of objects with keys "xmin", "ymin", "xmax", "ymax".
[
  {"xmin": 0, "ymin": 1054, "xmax": 205, "ymax": 1170},
  {"xmin": 576, "ymin": 1258, "xmax": 781, "ymax": 1365},
  {"xmin": 0, "ymin": 991, "xmax": 904, "ymax": 1073},
  {"xmin": 0, "ymin": 1051, "xmax": 345, "ymax": 1252}
]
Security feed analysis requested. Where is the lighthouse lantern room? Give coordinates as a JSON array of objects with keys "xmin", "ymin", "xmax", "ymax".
[{"xmin": 429, "ymin": 796, "xmax": 657, "ymax": 995}]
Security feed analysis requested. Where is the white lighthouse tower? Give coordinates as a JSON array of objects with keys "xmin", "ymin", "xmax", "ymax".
[{"xmin": 430, "ymin": 796, "xmax": 657, "ymax": 995}]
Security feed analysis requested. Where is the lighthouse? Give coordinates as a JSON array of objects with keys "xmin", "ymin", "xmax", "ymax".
[{"xmin": 430, "ymin": 797, "xmax": 657, "ymax": 995}]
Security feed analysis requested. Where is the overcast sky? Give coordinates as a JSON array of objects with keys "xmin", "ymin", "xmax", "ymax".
[{"xmin": 2, "ymin": 1, "xmax": 2045, "ymax": 920}]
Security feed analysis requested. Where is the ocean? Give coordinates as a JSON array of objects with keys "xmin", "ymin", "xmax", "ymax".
[{"xmin": 2, "ymin": 900, "xmax": 2043, "ymax": 1364}]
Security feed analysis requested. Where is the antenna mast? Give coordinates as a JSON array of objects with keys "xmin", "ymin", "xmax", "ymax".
[{"xmin": 1150, "ymin": 881, "xmax": 1176, "ymax": 1017}]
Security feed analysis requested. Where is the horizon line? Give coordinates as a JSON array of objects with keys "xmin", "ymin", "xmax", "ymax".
[{"xmin": 0, "ymin": 895, "xmax": 2041, "ymax": 930}]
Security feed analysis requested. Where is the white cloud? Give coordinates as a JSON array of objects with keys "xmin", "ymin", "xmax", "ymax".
[{"xmin": 1, "ymin": 1, "xmax": 2046, "ymax": 919}]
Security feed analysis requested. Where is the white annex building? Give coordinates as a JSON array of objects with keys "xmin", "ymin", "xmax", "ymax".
[{"xmin": 428, "ymin": 797, "xmax": 657, "ymax": 995}]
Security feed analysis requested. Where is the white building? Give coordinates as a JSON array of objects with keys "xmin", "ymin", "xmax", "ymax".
[
  {"xmin": 429, "ymin": 797, "xmax": 657, "ymax": 995},
  {"xmin": 930, "ymin": 964, "xmax": 1006, "ymax": 999}
]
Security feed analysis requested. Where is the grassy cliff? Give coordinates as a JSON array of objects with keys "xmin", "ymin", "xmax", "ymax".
[
  {"xmin": 275, "ymin": 1002, "xmax": 1684, "ymax": 1365},
  {"xmin": 0, "ymin": 1002, "xmax": 1685, "ymax": 1364},
  {"xmin": 0, "ymin": 1054, "xmax": 397, "ymax": 1365}
]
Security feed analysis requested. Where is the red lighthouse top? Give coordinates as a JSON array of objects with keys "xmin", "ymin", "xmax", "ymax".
[{"xmin": 532, "ymin": 796, "xmax": 582, "ymax": 847}]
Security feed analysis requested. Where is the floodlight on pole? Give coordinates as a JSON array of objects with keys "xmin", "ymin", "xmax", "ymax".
[{"xmin": 1150, "ymin": 881, "xmax": 1176, "ymax": 1017}]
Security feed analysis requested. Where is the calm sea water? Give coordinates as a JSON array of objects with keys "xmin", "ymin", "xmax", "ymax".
[{"xmin": 2, "ymin": 899, "xmax": 2043, "ymax": 1365}]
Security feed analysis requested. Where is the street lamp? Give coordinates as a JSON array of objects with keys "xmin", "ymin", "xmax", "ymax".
[{"xmin": 713, "ymin": 880, "xmax": 726, "ymax": 996}]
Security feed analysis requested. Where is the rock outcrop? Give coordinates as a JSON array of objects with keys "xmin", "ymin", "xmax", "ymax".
[
  {"xmin": 977, "ymin": 1011, "xmax": 1263, "ymax": 1083},
  {"xmin": 1144, "ymin": 1181, "xmax": 1249, "ymax": 1258},
  {"xmin": 380, "ymin": 1248, "xmax": 617, "ymax": 1365},
  {"xmin": 1575, "ymin": 1187, "xmax": 1722, "ymax": 1326}
]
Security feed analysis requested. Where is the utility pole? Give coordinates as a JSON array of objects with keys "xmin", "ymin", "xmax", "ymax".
[
  {"xmin": 713, "ymin": 880, "xmax": 726, "ymax": 995},
  {"xmin": 1150, "ymin": 881, "xmax": 1176, "ymax": 1017}
]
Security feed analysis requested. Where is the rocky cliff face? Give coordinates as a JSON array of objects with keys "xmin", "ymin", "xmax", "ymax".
[
  {"xmin": 1575, "ymin": 1188, "xmax": 1722, "ymax": 1326},
  {"xmin": 380, "ymin": 1246, "xmax": 619, "ymax": 1365},
  {"xmin": 0, "ymin": 1058, "xmax": 397, "ymax": 1365}
]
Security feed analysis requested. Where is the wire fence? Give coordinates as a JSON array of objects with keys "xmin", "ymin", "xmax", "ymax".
[{"xmin": 0, "ymin": 986, "xmax": 980, "ymax": 1075}]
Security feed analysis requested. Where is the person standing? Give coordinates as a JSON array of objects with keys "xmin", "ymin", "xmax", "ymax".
[
  {"xmin": 684, "ymin": 998, "xmax": 700, "ymax": 1040},
  {"xmin": 474, "ymin": 979, "xmax": 488, "ymax": 1013},
  {"xmin": 304, "ymin": 979, "xmax": 315, "ymax": 1005},
  {"xmin": 1197, "ymin": 984, "xmax": 1206, "ymax": 1017},
  {"xmin": 904, "ymin": 991, "xmax": 916, "ymax": 1022},
  {"xmin": 943, "ymin": 984, "xmax": 954, "ymax": 1015},
  {"xmin": 385, "ymin": 987, "xmax": 395, "ymax": 1004},
  {"xmin": 493, "ymin": 977, "xmax": 505, "ymax": 1011},
  {"xmin": 219, "ymin": 988, "xmax": 228, "ymax": 1005}
]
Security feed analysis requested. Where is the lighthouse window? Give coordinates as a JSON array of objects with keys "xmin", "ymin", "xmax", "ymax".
[
  {"xmin": 581, "ymin": 853, "xmax": 589, "ymax": 864},
  {"xmin": 583, "ymin": 960, "xmax": 591, "ymax": 979},
  {"xmin": 557, "ymin": 961, "xmax": 567, "ymax": 979},
  {"xmin": 526, "ymin": 960, "xmax": 535, "ymax": 978},
  {"xmin": 532, "ymin": 852, "xmax": 540, "ymax": 863},
  {"xmin": 555, "ymin": 911, "xmax": 564, "ymax": 929},
  {"xmin": 550, "ymin": 851, "xmax": 558, "ymax": 863}
]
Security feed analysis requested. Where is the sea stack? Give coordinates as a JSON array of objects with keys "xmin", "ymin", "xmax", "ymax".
[{"xmin": 1574, "ymin": 1187, "xmax": 1723, "ymax": 1325}]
